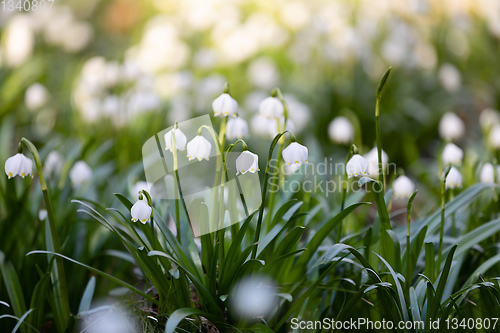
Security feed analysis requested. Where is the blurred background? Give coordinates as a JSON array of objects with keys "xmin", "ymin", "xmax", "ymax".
[{"xmin": 1, "ymin": 0, "xmax": 499, "ymax": 184}]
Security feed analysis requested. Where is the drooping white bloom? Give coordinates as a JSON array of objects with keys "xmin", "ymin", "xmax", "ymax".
[
  {"xmin": 392, "ymin": 175, "xmax": 415, "ymax": 199},
  {"xmin": 479, "ymin": 108, "xmax": 500, "ymax": 131},
  {"xmin": 439, "ymin": 112, "xmax": 464, "ymax": 141},
  {"xmin": 258, "ymin": 96, "xmax": 284, "ymax": 119},
  {"xmin": 250, "ymin": 114, "xmax": 274, "ymax": 137},
  {"xmin": 438, "ymin": 63, "xmax": 461, "ymax": 92},
  {"xmin": 43, "ymin": 151, "xmax": 64, "ymax": 175},
  {"xmin": 282, "ymin": 142, "xmax": 308, "ymax": 166},
  {"xmin": 365, "ymin": 148, "xmax": 388, "ymax": 177},
  {"xmin": 131, "ymin": 199, "xmax": 152, "ymax": 224},
  {"xmin": 164, "ymin": 128, "xmax": 187, "ymax": 152},
  {"xmin": 187, "ymin": 135, "xmax": 212, "ymax": 161},
  {"xmin": 69, "ymin": 161, "xmax": 92, "ymax": 187},
  {"xmin": 5, "ymin": 153, "xmax": 33, "ymax": 179},
  {"xmin": 25, "ymin": 83, "xmax": 49, "ymax": 111},
  {"xmin": 328, "ymin": 116, "xmax": 354, "ymax": 144},
  {"xmin": 4, "ymin": 15, "xmax": 34, "ymax": 67},
  {"xmin": 236, "ymin": 151, "xmax": 259, "ymax": 175},
  {"xmin": 480, "ymin": 163, "xmax": 495, "ymax": 184},
  {"xmin": 346, "ymin": 154, "xmax": 368, "ymax": 178},
  {"xmin": 231, "ymin": 276, "xmax": 276, "ymax": 319},
  {"xmin": 226, "ymin": 117, "xmax": 249, "ymax": 140},
  {"xmin": 442, "ymin": 143, "xmax": 464, "ymax": 166},
  {"xmin": 488, "ymin": 125, "xmax": 500, "ymax": 149},
  {"xmin": 444, "ymin": 167, "xmax": 462, "ymax": 190},
  {"xmin": 212, "ymin": 93, "xmax": 238, "ymax": 117}
]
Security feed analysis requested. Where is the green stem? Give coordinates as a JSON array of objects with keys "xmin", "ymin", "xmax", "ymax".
[
  {"xmin": 375, "ymin": 67, "xmax": 391, "ymax": 193},
  {"xmin": 406, "ymin": 190, "xmax": 418, "ymax": 289},
  {"xmin": 251, "ymin": 130, "xmax": 293, "ymax": 259},
  {"xmin": 20, "ymin": 138, "xmax": 70, "ymax": 331},
  {"xmin": 338, "ymin": 145, "xmax": 357, "ymax": 243},
  {"xmin": 438, "ymin": 167, "xmax": 451, "ymax": 277}
]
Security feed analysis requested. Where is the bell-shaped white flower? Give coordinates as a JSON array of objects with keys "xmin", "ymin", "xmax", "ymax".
[
  {"xmin": 258, "ymin": 97, "xmax": 284, "ymax": 119},
  {"xmin": 488, "ymin": 125, "xmax": 500, "ymax": 149},
  {"xmin": 282, "ymin": 142, "xmax": 308, "ymax": 166},
  {"xmin": 328, "ymin": 116, "xmax": 354, "ymax": 144},
  {"xmin": 70, "ymin": 161, "xmax": 92, "ymax": 187},
  {"xmin": 365, "ymin": 148, "xmax": 388, "ymax": 177},
  {"xmin": 5, "ymin": 153, "xmax": 33, "ymax": 179},
  {"xmin": 346, "ymin": 154, "xmax": 368, "ymax": 178},
  {"xmin": 480, "ymin": 163, "xmax": 495, "ymax": 184},
  {"xmin": 236, "ymin": 151, "xmax": 259, "ymax": 175},
  {"xmin": 442, "ymin": 143, "xmax": 463, "ymax": 166},
  {"xmin": 44, "ymin": 151, "xmax": 64, "ymax": 175},
  {"xmin": 392, "ymin": 175, "xmax": 415, "ymax": 199},
  {"xmin": 444, "ymin": 167, "xmax": 462, "ymax": 190},
  {"xmin": 212, "ymin": 93, "xmax": 238, "ymax": 117},
  {"xmin": 131, "ymin": 198, "xmax": 152, "ymax": 224},
  {"xmin": 226, "ymin": 117, "xmax": 249, "ymax": 140},
  {"xmin": 479, "ymin": 108, "xmax": 500, "ymax": 131},
  {"xmin": 439, "ymin": 112, "xmax": 464, "ymax": 141},
  {"xmin": 187, "ymin": 135, "xmax": 212, "ymax": 161},
  {"xmin": 25, "ymin": 83, "xmax": 49, "ymax": 111},
  {"xmin": 250, "ymin": 114, "xmax": 274, "ymax": 137},
  {"xmin": 164, "ymin": 128, "xmax": 187, "ymax": 152}
]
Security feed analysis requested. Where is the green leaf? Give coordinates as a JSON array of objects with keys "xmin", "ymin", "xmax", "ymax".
[
  {"xmin": 113, "ymin": 193, "xmax": 134, "ymax": 211},
  {"xmin": 427, "ymin": 245, "xmax": 457, "ymax": 320},
  {"xmin": 165, "ymin": 308, "xmax": 214, "ymax": 333},
  {"xmin": 11, "ymin": 309, "xmax": 34, "ymax": 333},
  {"xmin": 78, "ymin": 276, "xmax": 96, "ymax": 314},
  {"xmin": 0, "ymin": 256, "xmax": 28, "ymax": 333},
  {"xmin": 28, "ymin": 273, "xmax": 50, "ymax": 331}
]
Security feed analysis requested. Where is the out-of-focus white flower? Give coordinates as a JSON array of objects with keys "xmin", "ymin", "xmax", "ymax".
[
  {"xmin": 365, "ymin": 148, "xmax": 388, "ymax": 177},
  {"xmin": 247, "ymin": 57, "xmax": 279, "ymax": 89},
  {"xmin": 442, "ymin": 143, "xmax": 464, "ymax": 166},
  {"xmin": 231, "ymin": 276, "xmax": 276, "ymax": 319},
  {"xmin": 283, "ymin": 94, "xmax": 310, "ymax": 133},
  {"xmin": 101, "ymin": 95, "xmax": 120, "ymax": 116},
  {"xmin": 79, "ymin": 305, "xmax": 135, "ymax": 333},
  {"xmin": 5, "ymin": 153, "xmax": 33, "ymax": 179},
  {"xmin": 438, "ymin": 63, "xmax": 461, "ymax": 92},
  {"xmin": 488, "ymin": 125, "xmax": 500, "ymax": 149},
  {"xmin": 282, "ymin": 142, "xmax": 308, "ymax": 166},
  {"xmin": 4, "ymin": 15, "xmax": 34, "ymax": 67},
  {"xmin": 346, "ymin": 154, "xmax": 368, "ymax": 178},
  {"xmin": 226, "ymin": 117, "xmax": 249, "ymax": 140},
  {"xmin": 61, "ymin": 21, "xmax": 93, "ymax": 53},
  {"xmin": 38, "ymin": 209, "xmax": 47, "ymax": 221},
  {"xmin": 70, "ymin": 161, "xmax": 92, "ymax": 187},
  {"xmin": 131, "ymin": 198, "xmax": 151, "ymax": 224},
  {"xmin": 236, "ymin": 151, "xmax": 259, "ymax": 175},
  {"xmin": 164, "ymin": 128, "xmax": 187, "ymax": 152},
  {"xmin": 479, "ymin": 163, "xmax": 498, "ymax": 184},
  {"xmin": 328, "ymin": 116, "xmax": 354, "ymax": 144},
  {"xmin": 25, "ymin": 83, "xmax": 49, "ymax": 111},
  {"xmin": 439, "ymin": 112, "xmax": 464, "ymax": 141},
  {"xmin": 259, "ymin": 97, "xmax": 284, "ymax": 119},
  {"xmin": 479, "ymin": 108, "xmax": 500, "ymax": 131},
  {"xmin": 392, "ymin": 175, "xmax": 415, "ymax": 199},
  {"xmin": 187, "ymin": 135, "xmax": 212, "ymax": 161},
  {"xmin": 212, "ymin": 93, "xmax": 238, "ymax": 117},
  {"xmin": 43, "ymin": 151, "xmax": 63, "ymax": 175},
  {"xmin": 444, "ymin": 166, "xmax": 462, "ymax": 190},
  {"xmin": 250, "ymin": 114, "xmax": 275, "ymax": 138}
]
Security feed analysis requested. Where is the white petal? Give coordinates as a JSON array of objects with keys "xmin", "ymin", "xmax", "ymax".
[
  {"xmin": 4, "ymin": 154, "xmax": 24, "ymax": 179},
  {"xmin": 226, "ymin": 117, "xmax": 249, "ymax": 140},
  {"xmin": 282, "ymin": 142, "xmax": 308, "ymax": 166},
  {"xmin": 236, "ymin": 151, "xmax": 259, "ymax": 174},
  {"xmin": 258, "ymin": 97, "xmax": 284, "ymax": 119},
  {"xmin": 212, "ymin": 93, "xmax": 238, "ymax": 117},
  {"xmin": 328, "ymin": 116, "xmax": 354, "ymax": 144},
  {"xmin": 346, "ymin": 154, "xmax": 368, "ymax": 178},
  {"xmin": 131, "ymin": 199, "xmax": 152, "ymax": 224}
]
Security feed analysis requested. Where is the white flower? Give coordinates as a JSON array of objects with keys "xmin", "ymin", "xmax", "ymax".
[
  {"xmin": 212, "ymin": 93, "xmax": 238, "ymax": 117},
  {"xmin": 438, "ymin": 63, "xmax": 461, "ymax": 92},
  {"xmin": 43, "ymin": 151, "xmax": 64, "ymax": 175},
  {"xmin": 328, "ymin": 116, "xmax": 354, "ymax": 144},
  {"xmin": 4, "ymin": 153, "xmax": 33, "ymax": 179},
  {"xmin": 25, "ymin": 83, "xmax": 49, "ymax": 111},
  {"xmin": 69, "ymin": 161, "xmax": 92, "ymax": 187},
  {"xmin": 479, "ymin": 108, "xmax": 500, "ymax": 131},
  {"xmin": 164, "ymin": 128, "xmax": 187, "ymax": 152},
  {"xmin": 250, "ymin": 114, "xmax": 275, "ymax": 137},
  {"xmin": 442, "ymin": 143, "xmax": 463, "ymax": 166},
  {"xmin": 187, "ymin": 135, "xmax": 212, "ymax": 161},
  {"xmin": 4, "ymin": 15, "xmax": 34, "ymax": 67},
  {"xmin": 444, "ymin": 167, "xmax": 462, "ymax": 190},
  {"xmin": 480, "ymin": 163, "xmax": 495, "ymax": 184},
  {"xmin": 231, "ymin": 276, "xmax": 276, "ymax": 319},
  {"xmin": 283, "ymin": 94, "xmax": 310, "ymax": 133},
  {"xmin": 226, "ymin": 117, "xmax": 249, "ymax": 140},
  {"xmin": 236, "ymin": 151, "xmax": 259, "ymax": 175},
  {"xmin": 365, "ymin": 148, "xmax": 388, "ymax": 177},
  {"xmin": 258, "ymin": 97, "xmax": 284, "ymax": 119},
  {"xmin": 488, "ymin": 125, "xmax": 500, "ymax": 149},
  {"xmin": 346, "ymin": 154, "xmax": 368, "ymax": 178},
  {"xmin": 392, "ymin": 175, "xmax": 415, "ymax": 199},
  {"xmin": 131, "ymin": 199, "xmax": 152, "ymax": 224},
  {"xmin": 439, "ymin": 112, "xmax": 464, "ymax": 141},
  {"xmin": 282, "ymin": 142, "xmax": 308, "ymax": 166}
]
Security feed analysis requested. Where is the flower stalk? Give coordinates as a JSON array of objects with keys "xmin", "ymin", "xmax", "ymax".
[
  {"xmin": 438, "ymin": 166, "xmax": 451, "ymax": 277},
  {"xmin": 375, "ymin": 67, "xmax": 392, "ymax": 192}
]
